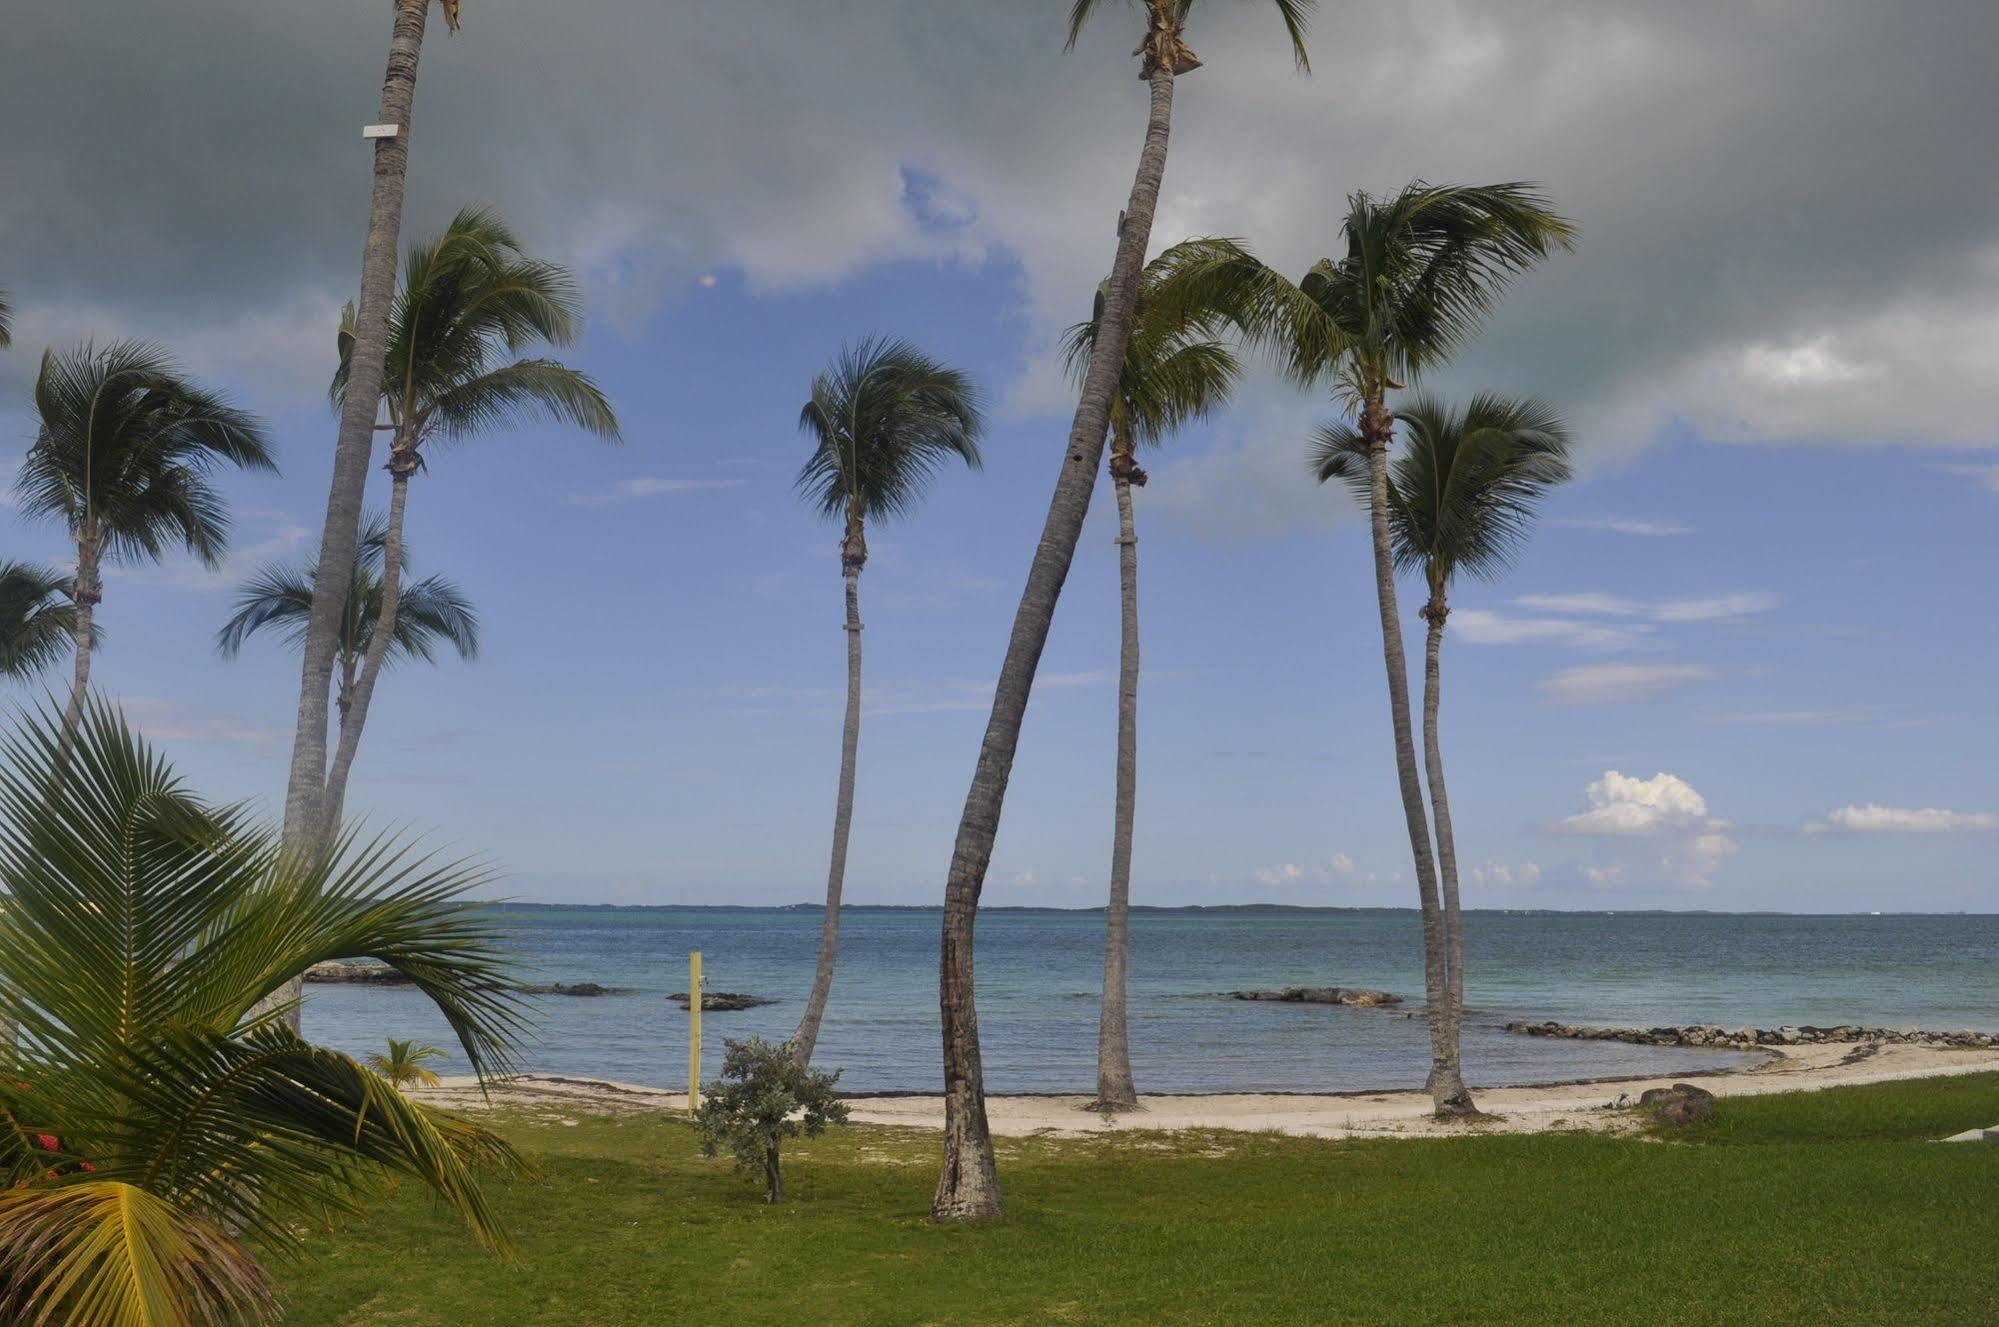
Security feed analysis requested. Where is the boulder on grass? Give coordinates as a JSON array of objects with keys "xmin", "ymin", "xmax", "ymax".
[{"xmin": 1639, "ymin": 1082, "xmax": 1716, "ymax": 1125}]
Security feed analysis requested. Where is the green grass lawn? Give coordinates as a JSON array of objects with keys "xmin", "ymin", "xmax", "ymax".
[{"xmin": 280, "ymin": 1074, "xmax": 1999, "ymax": 1326}]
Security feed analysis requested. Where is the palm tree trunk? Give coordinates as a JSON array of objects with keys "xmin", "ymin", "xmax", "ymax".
[
  {"xmin": 1361, "ymin": 394, "xmax": 1469, "ymax": 1119},
  {"xmin": 1420, "ymin": 592, "xmax": 1477, "ymax": 1116},
  {"xmin": 934, "ymin": 57, "xmax": 1178, "ymax": 1224},
  {"xmin": 281, "ymin": 0, "xmax": 431, "ymax": 859},
  {"xmin": 1095, "ymin": 461, "xmax": 1141, "ymax": 1111},
  {"xmin": 320, "ymin": 468, "xmax": 411, "ymax": 842},
  {"xmin": 59, "ymin": 527, "xmax": 101, "ymax": 737},
  {"xmin": 792, "ymin": 545, "xmax": 864, "ymax": 1066}
]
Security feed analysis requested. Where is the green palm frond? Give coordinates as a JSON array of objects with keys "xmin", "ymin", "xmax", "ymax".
[
  {"xmin": 1060, "ymin": 239, "xmax": 1245, "ymax": 451},
  {"xmin": 216, "ymin": 516, "xmax": 478, "ymax": 667},
  {"xmin": 0, "ymin": 699, "xmax": 528, "ymax": 1325},
  {"xmin": 16, "ymin": 342, "xmax": 274, "ymax": 567},
  {"xmin": 0, "ymin": 561, "xmax": 85, "ymax": 679},
  {"xmin": 1064, "ymin": 0, "xmax": 1314, "ymax": 70},
  {"xmin": 795, "ymin": 337, "xmax": 985, "ymax": 523},
  {"xmin": 368, "ymin": 1038, "xmax": 448, "ymax": 1089},
  {"xmin": 1312, "ymin": 393, "xmax": 1573, "ymax": 586},
  {"xmin": 334, "ymin": 206, "xmax": 617, "ymax": 454},
  {"xmin": 0, "ymin": 287, "xmax": 12, "ymax": 348}
]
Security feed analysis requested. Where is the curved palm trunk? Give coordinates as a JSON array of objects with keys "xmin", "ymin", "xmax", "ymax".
[
  {"xmin": 1420, "ymin": 592, "xmax": 1476, "ymax": 1116},
  {"xmin": 792, "ymin": 535, "xmax": 865, "ymax": 1066},
  {"xmin": 319, "ymin": 468, "xmax": 412, "ymax": 841},
  {"xmin": 1095, "ymin": 460, "xmax": 1142, "ymax": 1110},
  {"xmin": 59, "ymin": 527, "xmax": 101, "ymax": 737},
  {"xmin": 1361, "ymin": 397, "xmax": 1472, "ymax": 1119},
  {"xmin": 934, "ymin": 60, "xmax": 1178, "ymax": 1224},
  {"xmin": 282, "ymin": 0, "xmax": 431, "ymax": 859}
]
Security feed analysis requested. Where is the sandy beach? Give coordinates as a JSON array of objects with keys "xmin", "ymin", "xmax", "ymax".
[{"xmin": 415, "ymin": 1039, "xmax": 1999, "ymax": 1140}]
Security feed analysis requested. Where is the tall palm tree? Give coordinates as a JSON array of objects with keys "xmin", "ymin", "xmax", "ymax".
[
  {"xmin": 933, "ymin": 0, "xmax": 1313, "ymax": 1227},
  {"xmin": 1059, "ymin": 242, "xmax": 1243, "ymax": 1111},
  {"xmin": 284, "ymin": 0, "xmax": 465, "ymax": 861},
  {"xmin": 0, "ymin": 699, "xmax": 524, "ymax": 1327},
  {"xmin": 218, "ymin": 515, "xmax": 479, "ymax": 829},
  {"xmin": 13, "ymin": 341, "xmax": 273, "ymax": 735},
  {"xmin": 791, "ymin": 338, "xmax": 984, "ymax": 1068},
  {"xmin": 1176, "ymin": 183, "xmax": 1574, "ymax": 1117},
  {"xmin": 0, "ymin": 562, "xmax": 82, "ymax": 681},
  {"xmin": 322, "ymin": 204, "xmax": 615, "ymax": 843},
  {"xmin": 1314, "ymin": 393, "xmax": 1571, "ymax": 1077}
]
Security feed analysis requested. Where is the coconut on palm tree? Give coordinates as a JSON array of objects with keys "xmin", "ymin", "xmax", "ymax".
[
  {"xmin": 1169, "ymin": 183, "xmax": 1574, "ymax": 1117},
  {"xmin": 791, "ymin": 338, "xmax": 984, "ymax": 1067},
  {"xmin": 1059, "ymin": 241, "xmax": 1244, "ymax": 1111},
  {"xmin": 13, "ymin": 341, "xmax": 273, "ymax": 734},
  {"xmin": 0, "ymin": 562, "xmax": 83, "ymax": 681},
  {"xmin": 320, "ymin": 204, "xmax": 616, "ymax": 843},
  {"xmin": 0, "ymin": 699, "xmax": 525, "ymax": 1327},
  {"xmin": 285, "ymin": 0, "xmax": 465, "ymax": 859},
  {"xmin": 1314, "ymin": 392, "xmax": 1572, "ymax": 1079},
  {"xmin": 218, "ymin": 515, "xmax": 478, "ymax": 828},
  {"xmin": 933, "ymin": 0, "xmax": 1313, "ymax": 1226}
]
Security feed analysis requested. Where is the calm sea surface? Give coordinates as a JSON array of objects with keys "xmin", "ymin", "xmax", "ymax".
[{"xmin": 304, "ymin": 907, "xmax": 1999, "ymax": 1095}]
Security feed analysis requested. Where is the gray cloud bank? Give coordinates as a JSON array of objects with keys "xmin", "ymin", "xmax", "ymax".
[{"xmin": 6, "ymin": 1, "xmax": 1998, "ymax": 491}]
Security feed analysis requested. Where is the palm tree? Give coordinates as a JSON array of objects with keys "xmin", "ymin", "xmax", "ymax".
[
  {"xmin": 284, "ymin": 0, "xmax": 464, "ymax": 860},
  {"xmin": 1178, "ymin": 183, "xmax": 1574, "ymax": 1117},
  {"xmin": 13, "ymin": 342, "xmax": 273, "ymax": 735},
  {"xmin": 0, "ymin": 288, "xmax": 12, "ymax": 347},
  {"xmin": 369, "ymin": 1037, "xmax": 450, "ymax": 1089},
  {"xmin": 0, "ymin": 562, "xmax": 82, "ymax": 680},
  {"xmin": 933, "ymin": 0, "xmax": 1313, "ymax": 1227},
  {"xmin": 321, "ymin": 204, "xmax": 616, "ymax": 843},
  {"xmin": 0, "ymin": 699, "xmax": 524, "ymax": 1327},
  {"xmin": 791, "ymin": 338, "xmax": 984, "ymax": 1067},
  {"xmin": 1314, "ymin": 393, "xmax": 1571, "ymax": 1083},
  {"xmin": 1059, "ymin": 242, "xmax": 1243, "ymax": 1111},
  {"xmin": 218, "ymin": 515, "xmax": 479, "ymax": 829}
]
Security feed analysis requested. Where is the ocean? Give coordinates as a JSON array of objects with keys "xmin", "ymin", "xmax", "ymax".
[{"xmin": 304, "ymin": 906, "xmax": 1999, "ymax": 1095}]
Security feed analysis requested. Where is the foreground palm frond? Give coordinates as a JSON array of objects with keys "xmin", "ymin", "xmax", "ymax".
[{"xmin": 0, "ymin": 699, "xmax": 529, "ymax": 1327}]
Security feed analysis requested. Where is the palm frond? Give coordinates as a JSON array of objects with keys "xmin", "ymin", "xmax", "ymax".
[
  {"xmin": 0, "ymin": 561, "xmax": 85, "ymax": 679},
  {"xmin": 1064, "ymin": 0, "xmax": 1314, "ymax": 70},
  {"xmin": 16, "ymin": 342, "xmax": 274, "ymax": 566},
  {"xmin": 795, "ymin": 337, "xmax": 985, "ymax": 523},
  {"xmin": 0, "ymin": 287, "xmax": 12, "ymax": 348}
]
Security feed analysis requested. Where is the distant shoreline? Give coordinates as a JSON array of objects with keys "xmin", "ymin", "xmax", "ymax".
[{"xmin": 476, "ymin": 900, "xmax": 1997, "ymax": 919}]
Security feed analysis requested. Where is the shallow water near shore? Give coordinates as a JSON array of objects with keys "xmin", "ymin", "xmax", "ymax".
[{"xmin": 303, "ymin": 906, "xmax": 1999, "ymax": 1094}]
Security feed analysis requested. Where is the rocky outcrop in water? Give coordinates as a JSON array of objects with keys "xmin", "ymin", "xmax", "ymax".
[
  {"xmin": 1228, "ymin": 987, "xmax": 1402, "ymax": 1007},
  {"xmin": 1505, "ymin": 1020, "xmax": 1998, "ymax": 1050},
  {"xmin": 304, "ymin": 961, "xmax": 410, "ymax": 986},
  {"xmin": 520, "ymin": 982, "xmax": 618, "ymax": 997},
  {"xmin": 669, "ymin": 991, "xmax": 772, "ymax": 1011}
]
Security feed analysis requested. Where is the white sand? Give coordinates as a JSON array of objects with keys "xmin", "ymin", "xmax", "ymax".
[{"xmin": 417, "ymin": 1040, "xmax": 1999, "ymax": 1140}]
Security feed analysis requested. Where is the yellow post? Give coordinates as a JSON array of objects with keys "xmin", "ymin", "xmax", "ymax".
[{"xmin": 687, "ymin": 951, "xmax": 703, "ymax": 1113}]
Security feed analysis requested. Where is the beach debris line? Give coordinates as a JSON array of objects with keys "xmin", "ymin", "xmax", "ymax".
[
  {"xmin": 1227, "ymin": 987, "xmax": 1403, "ymax": 1006},
  {"xmin": 671, "ymin": 991, "xmax": 773, "ymax": 1011},
  {"xmin": 1506, "ymin": 1020, "xmax": 1998, "ymax": 1050}
]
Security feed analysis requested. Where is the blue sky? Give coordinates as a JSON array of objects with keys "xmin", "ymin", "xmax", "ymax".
[{"xmin": 3, "ymin": 1, "xmax": 1996, "ymax": 911}]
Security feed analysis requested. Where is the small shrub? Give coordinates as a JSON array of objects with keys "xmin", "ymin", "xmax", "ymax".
[{"xmin": 693, "ymin": 1038, "xmax": 848, "ymax": 1203}]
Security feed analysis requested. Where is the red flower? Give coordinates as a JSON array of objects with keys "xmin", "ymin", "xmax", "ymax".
[{"xmin": 34, "ymin": 1134, "xmax": 60, "ymax": 1153}]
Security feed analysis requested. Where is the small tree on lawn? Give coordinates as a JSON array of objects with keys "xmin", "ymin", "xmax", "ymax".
[{"xmin": 693, "ymin": 1037, "xmax": 848, "ymax": 1204}]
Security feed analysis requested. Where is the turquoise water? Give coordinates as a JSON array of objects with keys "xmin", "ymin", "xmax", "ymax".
[{"xmin": 303, "ymin": 906, "xmax": 1999, "ymax": 1094}]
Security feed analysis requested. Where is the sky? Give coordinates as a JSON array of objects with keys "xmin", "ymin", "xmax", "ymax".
[{"xmin": 1, "ymin": 1, "xmax": 1995, "ymax": 912}]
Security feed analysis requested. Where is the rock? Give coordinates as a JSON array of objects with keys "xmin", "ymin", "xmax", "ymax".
[
  {"xmin": 1639, "ymin": 1082, "xmax": 1717, "ymax": 1125},
  {"xmin": 520, "ymin": 982, "xmax": 616, "ymax": 997},
  {"xmin": 669, "ymin": 991, "xmax": 772, "ymax": 1011},
  {"xmin": 1226, "ymin": 987, "xmax": 1403, "ymax": 1007},
  {"xmin": 303, "ymin": 961, "xmax": 410, "ymax": 986}
]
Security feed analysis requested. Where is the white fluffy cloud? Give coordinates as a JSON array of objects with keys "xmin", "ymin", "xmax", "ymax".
[
  {"xmin": 1552, "ymin": 770, "xmax": 1737, "ymax": 890},
  {"xmin": 1253, "ymin": 853, "xmax": 1362, "ymax": 888},
  {"xmin": 1539, "ymin": 663, "xmax": 1712, "ymax": 705},
  {"xmin": 1806, "ymin": 804, "xmax": 1998, "ymax": 834}
]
